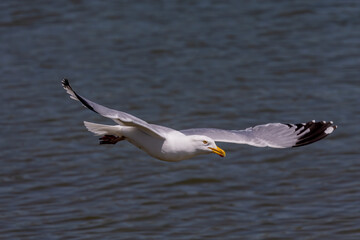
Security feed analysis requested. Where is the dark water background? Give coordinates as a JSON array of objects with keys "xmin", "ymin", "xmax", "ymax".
[{"xmin": 1, "ymin": 1, "xmax": 360, "ymax": 239}]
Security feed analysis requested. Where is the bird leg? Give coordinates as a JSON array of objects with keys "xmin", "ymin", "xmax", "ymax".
[{"xmin": 99, "ymin": 135, "xmax": 125, "ymax": 144}]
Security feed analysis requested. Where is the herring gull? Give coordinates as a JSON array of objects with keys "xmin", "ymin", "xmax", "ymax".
[{"xmin": 62, "ymin": 79, "xmax": 337, "ymax": 162}]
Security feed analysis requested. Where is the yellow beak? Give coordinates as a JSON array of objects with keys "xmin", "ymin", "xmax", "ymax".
[{"xmin": 209, "ymin": 146, "xmax": 226, "ymax": 157}]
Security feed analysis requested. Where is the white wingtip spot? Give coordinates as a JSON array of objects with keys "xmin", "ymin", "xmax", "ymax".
[
  {"xmin": 312, "ymin": 120, "xmax": 316, "ymax": 123},
  {"xmin": 325, "ymin": 126, "xmax": 334, "ymax": 134}
]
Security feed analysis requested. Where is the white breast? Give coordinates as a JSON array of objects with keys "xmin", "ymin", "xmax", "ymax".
[{"xmin": 122, "ymin": 127, "xmax": 200, "ymax": 162}]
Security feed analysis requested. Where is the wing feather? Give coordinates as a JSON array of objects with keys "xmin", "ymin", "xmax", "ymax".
[
  {"xmin": 181, "ymin": 121, "xmax": 337, "ymax": 148},
  {"xmin": 62, "ymin": 79, "xmax": 169, "ymax": 139}
]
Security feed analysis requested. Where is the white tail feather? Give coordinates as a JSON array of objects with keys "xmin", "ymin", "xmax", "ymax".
[{"xmin": 84, "ymin": 121, "xmax": 122, "ymax": 136}]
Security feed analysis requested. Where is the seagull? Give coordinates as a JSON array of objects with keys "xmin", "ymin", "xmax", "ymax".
[{"xmin": 62, "ymin": 79, "xmax": 337, "ymax": 162}]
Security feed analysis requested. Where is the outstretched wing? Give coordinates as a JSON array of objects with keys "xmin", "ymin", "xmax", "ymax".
[
  {"xmin": 180, "ymin": 121, "xmax": 337, "ymax": 148},
  {"xmin": 62, "ymin": 79, "xmax": 169, "ymax": 139}
]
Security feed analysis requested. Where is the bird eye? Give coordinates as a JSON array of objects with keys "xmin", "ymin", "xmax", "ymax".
[{"xmin": 203, "ymin": 140, "xmax": 208, "ymax": 144}]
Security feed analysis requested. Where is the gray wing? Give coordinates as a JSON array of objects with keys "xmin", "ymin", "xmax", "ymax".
[
  {"xmin": 62, "ymin": 79, "xmax": 170, "ymax": 139},
  {"xmin": 180, "ymin": 121, "xmax": 337, "ymax": 148}
]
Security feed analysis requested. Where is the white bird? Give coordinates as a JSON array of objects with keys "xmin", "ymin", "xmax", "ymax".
[{"xmin": 62, "ymin": 79, "xmax": 337, "ymax": 162}]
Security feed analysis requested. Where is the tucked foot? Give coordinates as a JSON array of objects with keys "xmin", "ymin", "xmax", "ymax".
[{"xmin": 99, "ymin": 135, "xmax": 125, "ymax": 144}]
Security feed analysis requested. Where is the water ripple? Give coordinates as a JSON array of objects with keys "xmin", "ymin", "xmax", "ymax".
[{"xmin": 1, "ymin": 0, "xmax": 359, "ymax": 239}]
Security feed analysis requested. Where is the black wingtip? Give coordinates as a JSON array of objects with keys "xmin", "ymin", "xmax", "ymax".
[
  {"xmin": 62, "ymin": 78, "xmax": 70, "ymax": 87},
  {"xmin": 61, "ymin": 78, "xmax": 97, "ymax": 113},
  {"xmin": 291, "ymin": 120, "xmax": 337, "ymax": 147}
]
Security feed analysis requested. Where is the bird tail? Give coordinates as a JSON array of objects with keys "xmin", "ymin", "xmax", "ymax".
[{"xmin": 83, "ymin": 121, "xmax": 122, "ymax": 136}]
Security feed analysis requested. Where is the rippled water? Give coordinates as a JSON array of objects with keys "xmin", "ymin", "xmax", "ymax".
[{"xmin": 1, "ymin": 0, "xmax": 360, "ymax": 239}]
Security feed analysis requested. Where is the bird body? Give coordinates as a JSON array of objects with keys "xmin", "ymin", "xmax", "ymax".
[
  {"xmin": 84, "ymin": 121, "xmax": 221, "ymax": 161},
  {"xmin": 62, "ymin": 79, "xmax": 336, "ymax": 162}
]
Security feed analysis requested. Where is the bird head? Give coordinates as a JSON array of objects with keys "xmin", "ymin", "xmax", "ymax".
[{"xmin": 191, "ymin": 135, "xmax": 226, "ymax": 157}]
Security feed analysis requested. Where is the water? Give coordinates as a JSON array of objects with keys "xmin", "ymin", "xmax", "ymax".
[{"xmin": 1, "ymin": 0, "xmax": 360, "ymax": 239}]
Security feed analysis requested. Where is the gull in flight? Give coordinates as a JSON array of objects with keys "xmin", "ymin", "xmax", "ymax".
[{"xmin": 62, "ymin": 79, "xmax": 337, "ymax": 162}]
